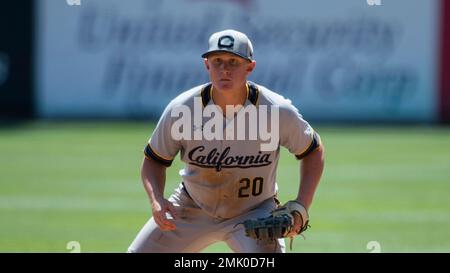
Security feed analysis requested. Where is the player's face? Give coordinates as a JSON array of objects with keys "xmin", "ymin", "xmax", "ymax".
[{"xmin": 204, "ymin": 52, "xmax": 256, "ymax": 91}]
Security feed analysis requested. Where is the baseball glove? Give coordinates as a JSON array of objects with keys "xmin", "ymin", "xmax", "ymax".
[{"xmin": 240, "ymin": 200, "xmax": 310, "ymax": 250}]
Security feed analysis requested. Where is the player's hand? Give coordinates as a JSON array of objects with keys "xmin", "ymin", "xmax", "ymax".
[{"xmin": 151, "ymin": 198, "xmax": 178, "ymax": 231}]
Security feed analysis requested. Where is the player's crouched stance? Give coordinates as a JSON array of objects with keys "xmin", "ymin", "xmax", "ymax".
[{"xmin": 128, "ymin": 29, "xmax": 325, "ymax": 253}]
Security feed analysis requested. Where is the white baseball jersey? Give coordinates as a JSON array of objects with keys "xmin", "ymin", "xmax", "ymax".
[{"xmin": 144, "ymin": 82, "xmax": 320, "ymax": 219}]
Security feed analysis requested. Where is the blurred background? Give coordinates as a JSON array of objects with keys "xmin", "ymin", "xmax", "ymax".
[{"xmin": 0, "ymin": 0, "xmax": 449, "ymax": 252}]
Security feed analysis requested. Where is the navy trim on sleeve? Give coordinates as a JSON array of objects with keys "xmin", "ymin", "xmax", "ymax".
[
  {"xmin": 295, "ymin": 131, "xmax": 321, "ymax": 160},
  {"xmin": 144, "ymin": 144, "xmax": 173, "ymax": 167}
]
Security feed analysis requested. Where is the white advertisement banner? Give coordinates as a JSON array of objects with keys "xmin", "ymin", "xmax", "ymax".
[{"xmin": 36, "ymin": 0, "xmax": 440, "ymax": 121}]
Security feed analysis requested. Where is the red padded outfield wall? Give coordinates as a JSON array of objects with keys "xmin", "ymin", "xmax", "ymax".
[{"xmin": 440, "ymin": 0, "xmax": 450, "ymax": 123}]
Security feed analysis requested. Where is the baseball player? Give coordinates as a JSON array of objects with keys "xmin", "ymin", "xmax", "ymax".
[{"xmin": 128, "ymin": 29, "xmax": 325, "ymax": 253}]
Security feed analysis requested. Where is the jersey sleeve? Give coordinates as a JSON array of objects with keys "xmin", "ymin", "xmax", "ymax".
[
  {"xmin": 144, "ymin": 103, "xmax": 181, "ymax": 167},
  {"xmin": 279, "ymin": 103, "xmax": 321, "ymax": 160}
]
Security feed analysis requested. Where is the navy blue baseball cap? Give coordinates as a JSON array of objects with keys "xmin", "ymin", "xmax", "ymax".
[{"xmin": 201, "ymin": 29, "xmax": 254, "ymax": 61}]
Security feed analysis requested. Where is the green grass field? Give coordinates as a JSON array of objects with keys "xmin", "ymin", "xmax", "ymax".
[{"xmin": 1, "ymin": 122, "xmax": 449, "ymax": 252}]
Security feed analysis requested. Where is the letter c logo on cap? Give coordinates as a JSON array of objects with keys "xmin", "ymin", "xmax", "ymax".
[{"xmin": 218, "ymin": 36, "xmax": 234, "ymax": 49}]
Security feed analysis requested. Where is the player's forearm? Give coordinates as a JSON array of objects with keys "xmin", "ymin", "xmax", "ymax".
[
  {"xmin": 297, "ymin": 145, "xmax": 325, "ymax": 210},
  {"xmin": 141, "ymin": 157, "xmax": 167, "ymax": 205}
]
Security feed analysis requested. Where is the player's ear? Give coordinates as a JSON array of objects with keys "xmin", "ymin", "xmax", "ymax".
[
  {"xmin": 204, "ymin": 58, "xmax": 210, "ymax": 70},
  {"xmin": 246, "ymin": 60, "xmax": 256, "ymax": 73}
]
